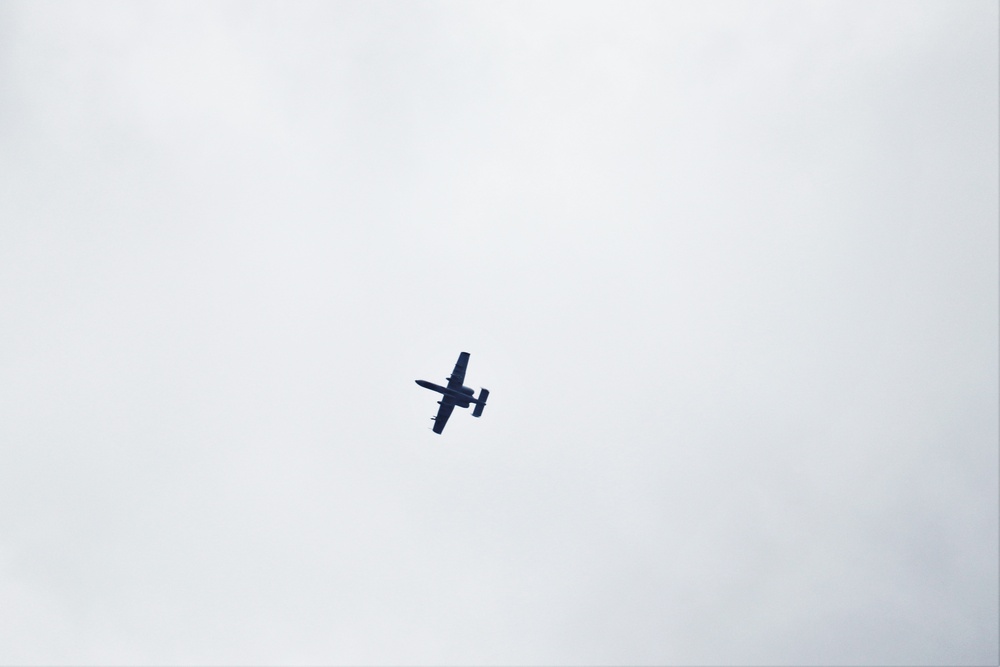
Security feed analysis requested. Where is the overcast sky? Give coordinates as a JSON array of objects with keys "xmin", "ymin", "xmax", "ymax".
[{"xmin": 0, "ymin": 2, "xmax": 997, "ymax": 665}]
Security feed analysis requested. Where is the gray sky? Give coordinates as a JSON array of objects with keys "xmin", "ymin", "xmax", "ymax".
[{"xmin": 0, "ymin": 2, "xmax": 997, "ymax": 665}]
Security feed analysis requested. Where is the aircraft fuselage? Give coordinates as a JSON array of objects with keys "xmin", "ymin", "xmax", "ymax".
[{"xmin": 415, "ymin": 379, "xmax": 479, "ymax": 407}]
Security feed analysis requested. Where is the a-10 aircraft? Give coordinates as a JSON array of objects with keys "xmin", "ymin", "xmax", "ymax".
[{"xmin": 415, "ymin": 352, "xmax": 489, "ymax": 434}]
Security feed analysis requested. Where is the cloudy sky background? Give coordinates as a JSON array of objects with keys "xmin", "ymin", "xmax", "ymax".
[{"xmin": 0, "ymin": 1, "xmax": 997, "ymax": 664}]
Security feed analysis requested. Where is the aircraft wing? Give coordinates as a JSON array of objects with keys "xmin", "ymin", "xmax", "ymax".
[
  {"xmin": 432, "ymin": 399, "xmax": 455, "ymax": 434},
  {"xmin": 446, "ymin": 352, "xmax": 470, "ymax": 389}
]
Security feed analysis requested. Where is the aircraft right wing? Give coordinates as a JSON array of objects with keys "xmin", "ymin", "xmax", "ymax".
[
  {"xmin": 446, "ymin": 352, "xmax": 470, "ymax": 389},
  {"xmin": 432, "ymin": 399, "xmax": 455, "ymax": 434}
]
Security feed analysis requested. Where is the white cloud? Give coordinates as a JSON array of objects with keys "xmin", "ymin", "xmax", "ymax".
[{"xmin": 0, "ymin": 2, "xmax": 996, "ymax": 664}]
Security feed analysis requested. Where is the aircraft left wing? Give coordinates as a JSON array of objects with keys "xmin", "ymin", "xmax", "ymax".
[
  {"xmin": 432, "ymin": 399, "xmax": 455, "ymax": 434},
  {"xmin": 446, "ymin": 352, "xmax": 470, "ymax": 389}
]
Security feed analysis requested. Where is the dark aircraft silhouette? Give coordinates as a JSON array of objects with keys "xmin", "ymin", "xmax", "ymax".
[{"xmin": 415, "ymin": 352, "xmax": 489, "ymax": 434}]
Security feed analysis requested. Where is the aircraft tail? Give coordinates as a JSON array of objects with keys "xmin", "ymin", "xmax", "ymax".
[{"xmin": 472, "ymin": 388, "xmax": 489, "ymax": 417}]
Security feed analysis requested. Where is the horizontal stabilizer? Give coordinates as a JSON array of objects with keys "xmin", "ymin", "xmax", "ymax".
[{"xmin": 472, "ymin": 388, "xmax": 489, "ymax": 417}]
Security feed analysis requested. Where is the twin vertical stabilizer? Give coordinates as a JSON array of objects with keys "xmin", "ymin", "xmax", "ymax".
[{"xmin": 472, "ymin": 388, "xmax": 489, "ymax": 417}]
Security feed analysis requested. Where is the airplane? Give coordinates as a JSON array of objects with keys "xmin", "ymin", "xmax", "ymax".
[{"xmin": 415, "ymin": 351, "xmax": 489, "ymax": 434}]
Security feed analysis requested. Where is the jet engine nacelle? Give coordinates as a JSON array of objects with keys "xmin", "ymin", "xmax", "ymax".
[{"xmin": 459, "ymin": 386, "xmax": 475, "ymax": 395}]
